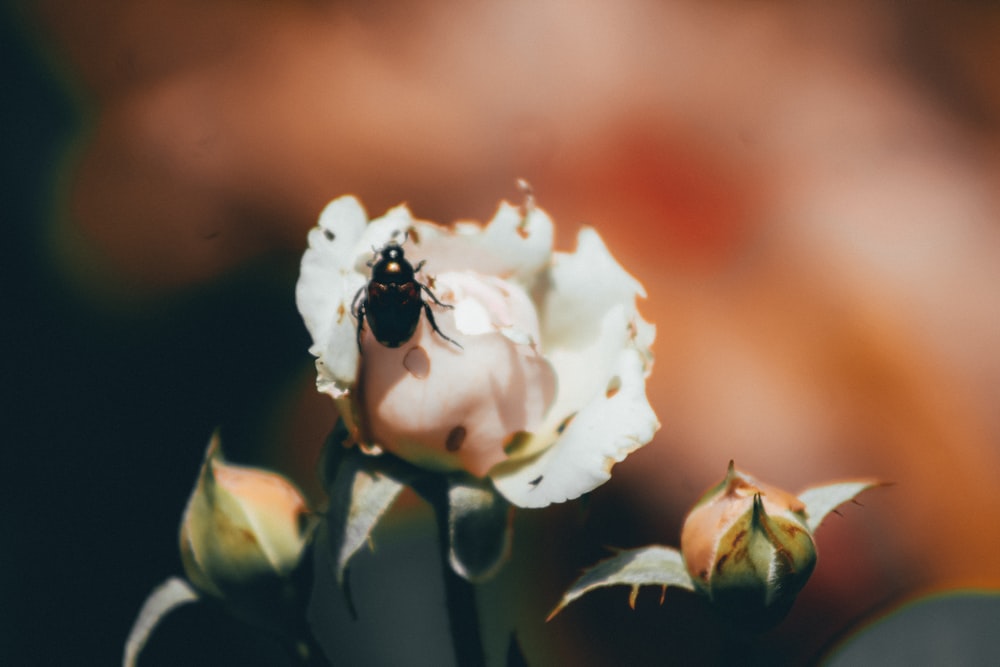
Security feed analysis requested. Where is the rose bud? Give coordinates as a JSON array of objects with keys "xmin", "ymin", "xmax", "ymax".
[
  {"xmin": 179, "ymin": 433, "xmax": 311, "ymax": 630},
  {"xmin": 680, "ymin": 462, "xmax": 817, "ymax": 631}
]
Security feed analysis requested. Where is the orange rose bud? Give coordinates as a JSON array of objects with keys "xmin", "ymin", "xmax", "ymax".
[
  {"xmin": 179, "ymin": 434, "xmax": 311, "ymax": 631},
  {"xmin": 680, "ymin": 462, "xmax": 817, "ymax": 631}
]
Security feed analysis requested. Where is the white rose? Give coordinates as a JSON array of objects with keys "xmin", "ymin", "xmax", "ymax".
[{"xmin": 296, "ymin": 195, "xmax": 658, "ymax": 508}]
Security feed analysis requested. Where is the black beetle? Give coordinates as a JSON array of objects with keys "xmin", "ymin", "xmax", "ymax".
[{"xmin": 351, "ymin": 237, "xmax": 461, "ymax": 350}]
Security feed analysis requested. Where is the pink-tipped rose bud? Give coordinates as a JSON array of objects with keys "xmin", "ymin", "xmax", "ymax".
[
  {"xmin": 179, "ymin": 434, "xmax": 310, "ymax": 629},
  {"xmin": 680, "ymin": 462, "xmax": 817, "ymax": 631}
]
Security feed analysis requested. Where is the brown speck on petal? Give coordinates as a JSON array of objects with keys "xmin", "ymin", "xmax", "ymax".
[
  {"xmin": 605, "ymin": 376, "xmax": 622, "ymax": 398},
  {"xmin": 323, "ymin": 229, "xmax": 335, "ymax": 241},
  {"xmin": 556, "ymin": 413, "xmax": 576, "ymax": 434},
  {"xmin": 529, "ymin": 475, "xmax": 543, "ymax": 487},
  {"xmin": 403, "ymin": 346, "xmax": 430, "ymax": 378},
  {"xmin": 446, "ymin": 426, "xmax": 466, "ymax": 452},
  {"xmin": 503, "ymin": 431, "xmax": 532, "ymax": 457},
  {"xmin": 336, "ymin": 303, "xmax": 347, "ymax": 323}
]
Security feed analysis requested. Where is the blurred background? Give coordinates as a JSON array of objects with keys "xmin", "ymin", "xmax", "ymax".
[{"xmin": 4, "ymin": 0, "xmax": 1000, "ymax": 664}]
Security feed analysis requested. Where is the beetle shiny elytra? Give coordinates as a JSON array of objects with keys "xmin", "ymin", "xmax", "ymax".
[{"xmin": 351, "ymin": 238, "xmax": 461, "ymax": 350}]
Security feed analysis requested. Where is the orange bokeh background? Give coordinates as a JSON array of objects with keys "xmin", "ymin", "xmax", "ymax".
[{"xmin": 6, "ymin": 1, "xmax": 1000, "ymax": 664}]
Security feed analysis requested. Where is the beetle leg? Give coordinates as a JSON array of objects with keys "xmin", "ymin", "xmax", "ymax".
[
  {"xmin": 355, "ymin": 301, "xmax": 366, "ymax": 352},
  {"xmin": 351, "ymin": 285, "xmax": 366, "ymax": 317},
  {"xmin": 352, "ymin": 286, "xmax": 368, "ymax": 352},
  {"xmin": 419, "ymin": 282, "xmax": 454, "ymax": 310},
  {"xmin": 413, "ymin": 259, "xmax": 426, "ymax": 273},
  {"xmin": 423, "ymin": 301, "xmax": 462, "ymax": 349}
]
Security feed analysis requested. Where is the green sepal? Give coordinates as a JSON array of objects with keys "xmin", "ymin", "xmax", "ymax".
[
  {"xmin": 323, "ymin": 443, "xmax": 415, "ymax": 592},
  {"xmin": 798, "ymin": 480, "xmax": 882, "ymax": 533},
  {"xmin": 548, "ymin": 546, "xmax": 695, "ymax": 620},
  {"xmin": 445, "ymin": 474, "xmax": 513, "ymax": 582},
  {"xmin": 124, "ymin": 577, "xmax": 199, "ymax": 667}
]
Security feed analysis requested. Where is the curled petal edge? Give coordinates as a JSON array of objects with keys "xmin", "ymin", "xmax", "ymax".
[{"xmin": 491, "ymin": 346, "xmax": 659, "ymax": 508}]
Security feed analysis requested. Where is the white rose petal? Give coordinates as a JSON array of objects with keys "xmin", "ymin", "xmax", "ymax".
[
  {"xmin": 409, "ymin": 202, "xmax": 554, "ymax": 289},
  {"xmin": 491, "ymin": 347, "xmax": 658, "ymax": 507},
  {"xmin": 296, "ymin": 196, "xmax": 369, "ymax": 399}
]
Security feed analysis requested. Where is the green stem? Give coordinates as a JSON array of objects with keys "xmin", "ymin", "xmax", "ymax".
[
  {"xmin": 428, "ymin": 478, "xmax": 487, "ymax": 667},
  {"xmin": 284, "ymin": 535, "xmax": 333, "ymax": 667}
]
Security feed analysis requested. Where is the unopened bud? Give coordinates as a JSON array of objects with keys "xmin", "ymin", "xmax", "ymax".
[
  {"xmin": 179, "ymin": 433, "xmax": 310, "ymax": 626},
  {"xmin": 680, "ymin": 462, "xmax": 816, "ymax": 631}
]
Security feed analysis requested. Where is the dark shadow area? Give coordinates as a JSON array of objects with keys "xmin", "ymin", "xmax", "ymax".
[{"xmin": 0, "ymin": 8, "xmax": 311, "ymax": 664}]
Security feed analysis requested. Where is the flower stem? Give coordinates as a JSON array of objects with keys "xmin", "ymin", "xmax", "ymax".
[
  {"xmin": 284, "ymin": 535, "xmax": 332, "ymax": 667},
  {"xmin": 441, "ymin": 556, "xmax": 487, "ymax": 667},
  {"xmin": 428, "ymin": 478, "xmax": 487, "ymax": 667}
]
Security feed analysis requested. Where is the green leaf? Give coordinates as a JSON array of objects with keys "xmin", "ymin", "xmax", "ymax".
[
  {"xmin": 548, "ymin": 546, "xmax": 695, "ymax": 620},
  {"xmin": 123, "ymin": 577, "xmax": 199, "ymax": 667},
  {"xmin": 798, "ymin": 480, "xmax": 882, "ymax": 533},
  {"xmin": 447, "ymin": 475, "xmax": 513, "ymax": 582},
  {"xmin": 324, "ymin": 445, "xmax": 414, "ymax": 589}
]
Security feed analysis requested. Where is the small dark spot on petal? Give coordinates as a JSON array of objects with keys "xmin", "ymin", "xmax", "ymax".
[
  {"xmin": 606, "ymin": 376, "xmax": 621, "ymax": 398},
  {"xmin": 732, "ymin": 529, "xmax": 747, "ymax": 548},
  {"xmin": 556, "ymin": 413, "xmax": 576, "ymax": 435},
  {"xmin": 408, "ymin": 227, "xmax": 421, "ymax": 244},
  {"xmin": 446, "ymin": 426, "xmax": 466, "ymax": 452},
  {"xmin": 529, "ymin": 475, "xmax": 543, "ymax": 487},
  {"xmin": 323, "ymin": 229, "xmax": 335, "ymax": 241},
  {"xmin": 503, "ymin": 431, "xmax": 531, "ymax": 456},
  {"xmin": 337, "ymin": 303, "xmax": 347, "ymax": 323}
]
